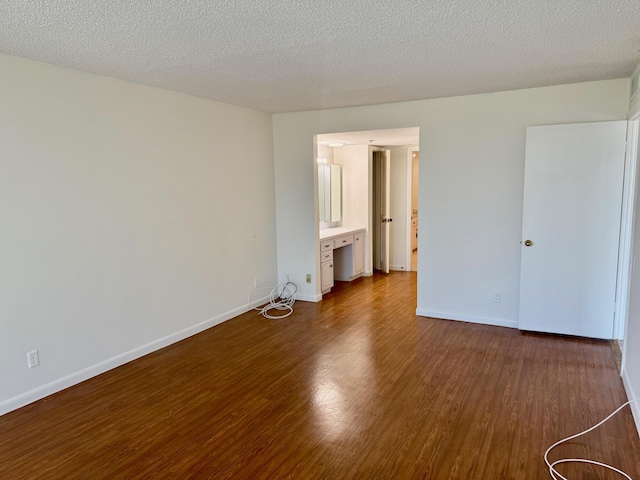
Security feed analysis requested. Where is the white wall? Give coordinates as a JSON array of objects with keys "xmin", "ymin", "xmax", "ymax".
[
  {"xmin": 333, "ymin": 145, "xmax": 369, "ymax": 230},
  {"xmin": 333, "ymin": 145, "xmax": 372, "ymax": 274},
  {"xmin": 273, "ymin": 79, "xmax": 630, "ymax": 322},
  {"xmin": 388, "ymin": 146, "xmax": 409, "ymax": 270},
  {"xmin": 0, "ymin": 53, "xmax": 277, "ymax": 414},
  {"xmin": 630, "ymin": 63, "xmax": 640, "ymax": 114}
]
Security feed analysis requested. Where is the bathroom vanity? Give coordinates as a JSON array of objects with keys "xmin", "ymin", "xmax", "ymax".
[{"xmin": 319, "ymin": 227, "xmax": 366, "ymax": 294}]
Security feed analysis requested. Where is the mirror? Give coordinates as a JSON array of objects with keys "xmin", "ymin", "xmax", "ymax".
[{"xmin": 318, "ymin": 164, "xmax": 341, "ymax": 223}]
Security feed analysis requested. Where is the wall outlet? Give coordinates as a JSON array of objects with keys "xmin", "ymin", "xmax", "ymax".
[
  {"xmin": 493, "ymin": 292, "xmax": 502, "ymax": 303},
  {"xmin": 306, "ymin": 274, "xmax": 311, "ymax": 283},
  {"xmin": 254, "ymin": 277, "xmax": 260, "ymax": 288},
  {"xmin": 27, "ymin": 349, "xmax": 40, "ymax": 369}
]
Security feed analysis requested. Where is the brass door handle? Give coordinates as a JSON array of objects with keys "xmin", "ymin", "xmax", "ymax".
[{"xmin": 524, "ymin": 239, "xmax": 533, "ymax": 247}]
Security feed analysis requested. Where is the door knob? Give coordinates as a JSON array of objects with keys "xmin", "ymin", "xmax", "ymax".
[{"xmin": 524, "ymin": 239, "xmax": 533, "ymax": 247}]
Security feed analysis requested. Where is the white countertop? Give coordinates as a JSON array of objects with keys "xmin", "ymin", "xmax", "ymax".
[{"xmin": 319, "ymin": 226, "xmax": 366, "ymax": 240}]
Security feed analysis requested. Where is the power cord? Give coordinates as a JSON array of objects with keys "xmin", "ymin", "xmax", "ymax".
[
  {"xmin": 248, "ymin": 277, "xmax": 297, "ymax": 319},
  {"xmin": 544, "ymin": 397, "xmax": 639, "ymax": 479}
]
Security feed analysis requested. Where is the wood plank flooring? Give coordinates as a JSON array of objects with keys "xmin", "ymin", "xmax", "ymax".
[{"xmin": 1, "ymin": 272, "xmax": 639, "ymax": 479}]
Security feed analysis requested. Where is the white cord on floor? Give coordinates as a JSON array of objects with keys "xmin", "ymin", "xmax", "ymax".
[
  {"xmin": 544, "ymin": 397, "xmax": 639, "ymax": 479},
  {"xmin": 248, "ymin": 280, "xmax": 297, "ymax": 319}
]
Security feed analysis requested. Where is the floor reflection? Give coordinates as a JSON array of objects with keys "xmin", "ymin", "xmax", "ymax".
[{"xmin": 311, "ymin": 324, "xmax": 375, "ymax": 442}]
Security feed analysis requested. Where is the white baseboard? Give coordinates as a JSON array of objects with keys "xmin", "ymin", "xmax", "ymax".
[
  {"xmin": 416, "ymin": 309, "xmax": 519, "ymax": 329},
  {"xmin": 0, "ymin": 296, "xmax": 270, "ymax": 417},
  {"xmin": 390, "ymin": 265, "xmax": 409, "ymax": 271},
  {"xmin": 621, "ymin": 368, "xmax": 640, "ymax": 438},
  {"xmin": 296, "ymin": 292, "xmax": 322, "ymax": 302}
]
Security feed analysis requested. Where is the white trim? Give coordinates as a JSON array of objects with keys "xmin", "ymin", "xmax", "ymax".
[
  {"xmin": 621, "ymin": 368, "xmax": 640, "ymax": 438},
  {"xmin": 614, "ymin": 118, "xmax": 638, "ymax": 340},
  {"xmin": 0, "ymin": 297, "xmax": 270, "ymax": 416},
  {"xmin": 313, "ymin": 136, "xmax": 323, "ymax": 302},
  {"xmin": 621, "ymin": 113, "xmax": 640, "ymax": 373},
  {"xmin": 405, "ymin": 148, "xmax": 413, "ymax": 271},
  {"xmin": 405, "ymin": 146, "xmax": 419, "ymax": 271},
  {"xmin": 416, "ymin": 309, "xmax": 519, "ymax": 329},
  {"xmin": 297, "ymin": 293, "xmax": 322, "ymax": 302},
  {"xmin": 390, "ymin": 265, "xmax": 409, "ymax": 271}
]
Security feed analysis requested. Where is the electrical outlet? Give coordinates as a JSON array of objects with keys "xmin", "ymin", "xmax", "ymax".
[
  {"xmin": 27, "ymin": 349, "xmax": 40, "ymax": 369},
  {"xmin": 493, "ymin": 292, "xmax": 502, "ymax": 303},
  {"xmin": 254, "ymin": 277, "xmax": 260, "ymax": 288},
  {"xmin": 306, "ymin": 274, "xmax": 311, "ymax": 283}
]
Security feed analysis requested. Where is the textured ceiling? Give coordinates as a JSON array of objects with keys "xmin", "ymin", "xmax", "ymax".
[{"xmin": 1, "ymin": 1, "xmax": 639, "ymax": 113}]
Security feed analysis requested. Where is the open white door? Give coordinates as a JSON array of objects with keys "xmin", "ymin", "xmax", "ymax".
[
  {"xmin": 373, "ymin": 150, "xmax": 391, "ymax": 273},
  {"xmin": 519, "ymin": 121, "xmax": 627, "ymax": 339},
  {"xmin": 381, "ymin": 150, "xmax": 391, "ymax": 273}
]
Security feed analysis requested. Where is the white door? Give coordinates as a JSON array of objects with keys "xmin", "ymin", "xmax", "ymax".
[
  {"xmin": 519, "ymin": 121, "xmax": 627, "ymax": 339},
  {"xmin": 373, "ymin": 150, "xmax": 391, "ymax": 273}
]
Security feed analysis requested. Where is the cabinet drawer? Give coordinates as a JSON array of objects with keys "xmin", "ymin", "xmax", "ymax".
[
  {"xmin": 320, "ymin": 251, "xmax": 333, "ymax": 263},
  {"xmin": 320, "ymin": 241, "xmax": 334, "ymax": 252},
  {"xmin": 334, "ymin": 235, "xmax": 353, "ymax": 248}
]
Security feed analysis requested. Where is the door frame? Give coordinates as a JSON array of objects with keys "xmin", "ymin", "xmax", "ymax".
[
  {"xmin": 615, "ymin": 117, "xmax": 640, "ymax": 343},
  {"xmin": 372, "ymin": 149, "xmax": 391, "ymax": 273},
  {"xmin": 405, "ymin": 146, "xmax": 419, "ymax": 271}
]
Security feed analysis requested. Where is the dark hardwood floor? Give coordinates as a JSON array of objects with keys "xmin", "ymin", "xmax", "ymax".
[{"xmin": 1, "ymin": 272, "xmax": 639, "ymax": 479}]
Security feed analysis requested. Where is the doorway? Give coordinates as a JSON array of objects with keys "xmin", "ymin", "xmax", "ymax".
[
  {"xmin": 315, "ymin": 128, "xmax": 420, "ymax": 286},
  {"xmin": 372, "ymin": 149, "xmax": 390, "ymax": 273}
]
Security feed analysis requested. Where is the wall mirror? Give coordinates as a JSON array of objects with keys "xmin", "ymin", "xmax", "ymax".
[{"xmin": 318, "ymin": 164, "xmax": 342, "ymax": 223}]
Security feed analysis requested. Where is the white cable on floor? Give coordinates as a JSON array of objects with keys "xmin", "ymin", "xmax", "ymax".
[
  {"xmin": 248, "ymin": 279, "xmax": 297, "ymax": 319},
  {"xmin": 544, "ymin": 398, "xmax": 639, "ymax": 480}
]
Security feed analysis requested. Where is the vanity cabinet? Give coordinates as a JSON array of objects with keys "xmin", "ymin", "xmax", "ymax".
[
  {"xmin": 320, "ymin": 250, "xmax": 334, "ymax": 292},
  {"xmin": 319, "ymin": 227, "xmax": 366, "ymax": 294},
  {"xmin": 320, "ymin": 240, "xmax": 333, "ymax": 252}
]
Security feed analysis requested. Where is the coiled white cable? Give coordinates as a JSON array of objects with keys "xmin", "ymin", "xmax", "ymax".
[
  {"xmin": 544, "ymin": 398, "xmax": 639, "ymax": 479},
  {"xmin": 248, "ymin": 280, "xmax": 297, "ymax": 319}
]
